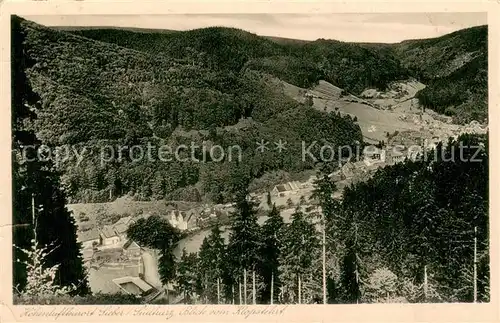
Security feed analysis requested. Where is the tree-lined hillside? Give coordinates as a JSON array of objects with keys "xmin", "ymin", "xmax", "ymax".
[
  {"xmin": 16, "ymin": 17, "xmax": 488, "ymax": 204},
  {"xmin": 70, "ymin": 24, "xmax": 488, "ymax": 123},
  {"xmin": 19, "ymin": 18, "xmax": 363, "ymax": 204},
  {"xmin": 392, "ymin": 25, "xmax": 488, "ymax": 123},
  {"xmin": 69, "ymin": 26, "xmax": 409, "ymax": 92}
]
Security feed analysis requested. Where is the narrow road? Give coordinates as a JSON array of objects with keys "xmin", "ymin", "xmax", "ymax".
[{"xmin": 142, "ymin": 250, "xmax": 162, "ymax": 288}]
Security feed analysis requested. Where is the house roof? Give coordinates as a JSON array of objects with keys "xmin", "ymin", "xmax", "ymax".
[
  {"xmin": 114, "ymin": 223, "xmax": 129, "ymax": 234},
  {"xmin": 113, "ymin": 276, "xmax": 153, "ymax": 294},
  {"xmin": 77, "ymin": 228, "xmax": 100, "ymax": 242},
  {"xmin": 114, "ymin": 216, "xmax": 132, "ymax": 227},
  {"xmin": 124, "ymin": 240, "xmax": 141, "ymax": 250},
  {"xmin": 275, "ymin": 184, "xmax": 288, "ymax": 192},
  {"xmin": 288, "ymin": 181, "xmax": 300, "ymax": 190},
  {"xmin": 112, "ymin": 216, "xmax": 134, "ymax": 234},
  {"xmin": 100, "ymin": 225, "xmax": 118, "ymax": 238}
]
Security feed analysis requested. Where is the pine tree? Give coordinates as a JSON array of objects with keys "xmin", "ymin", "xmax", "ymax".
[
  {"xmin": 11, "ymin": 15, "xmax": 89, "ymax": 296},
  {"xmin": 159, "ymin": 248, "xmax": 176, "ymax": 300},
  {"xmin": 339, "ymin": 208, "xmax": 365, "ymax": 304},
  {"xmin": 278, "ymin": 210, "xmax": 320, "ymax": 303},
  {"xmin": 151, "ymin": 172, "xmax": 165, "ymax": 200},
  {"xmin": 312, "ymin": 174, "xmax": 341, "ymax": 303},
  {"xmin": 198, "ymin": 224, "xmax": 226, "ymax": 303},
  {"xmin": 175, "ymin": 249, "xmax": 199, "ymax": 304},
  {"xmin": 260, "ymin": 204, "xmax": 284, "ymax": 304},
  {"xmin": 227, "ymin": 175, "xmax": 262, "ymax": 304}
]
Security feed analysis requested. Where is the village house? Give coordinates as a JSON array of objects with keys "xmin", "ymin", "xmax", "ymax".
[
  {"xmin": 99, "ymin": 225, "xmax": 120, "ymax": 246},
  {"xmin": 271, "ymin": 184, "xmax": 289, "ymax": 197},
  {"xmin": 77, "ymin": 228, "xmax": 100, "ymax": 250},
  {"xmin": 113, "ymin": 216, "xmax": 134, "ymax": 240},
  {"xmin": 364, "ymin": 145, "xmax": 386, "ymax": 163},
  {"xmin": 123, "ymin": 240, "xmax": 142, "ymax": 258},
  {"xmin": 387, "ymin": 147, "xmax": 407, "ymax": 164},
  {"xmin": 271, "ymin": 181, "xmax": 301, "ymax": 197},
  {"xmin": 340, "ymin": 162, "xmax": 356, "ymax": 180},
  {"xmin": 168, "ymin": 210, "xmax": 188, "ymax": 231},
  {"xmin": 112, "ymin": 276, "xmax": 154, "ymax": 296}
]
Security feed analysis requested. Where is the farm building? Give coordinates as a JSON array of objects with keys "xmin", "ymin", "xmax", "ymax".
[
  {"xmin": 100, "ymin": 225, "xmax": 120, "ymax": 246},
  {"xmin": 364, "ymin": 145, "xmax": 386, "ymax": 162}
]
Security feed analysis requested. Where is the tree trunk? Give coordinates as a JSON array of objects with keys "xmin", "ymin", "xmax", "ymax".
[
  {"xmin": 239, "ymin": 278, "xmax": 242, "ymax": 304},
  {"xmin": 244, "ymin": 268, "xmax": 247, "ymax": 305},
  {"xmin": 298, "ymin": 274, "xmax": 302, "ymax": 304},
  {"xmin": 270, "ymin": 273, "xmax": 274, "ymax": 305},
  {"xmin": 217, "ymin": 277, "xmax": 220, "ymax": 304},
  {"xmin": 474, "ymin": 226, "xmax": 477, "ymax": 303},
  {"xmin": 232, "ymin": 284, "xmax": 235, "ymax": 304},
  {"xmin": 252, "ymin": 270, "xmax": 256, "ymax": 304},
  {"xmin": 424, "ymin": 265, "xmax": 428, "ymax": 301},
  {"xmin": 322, "ymin": 216, "xmax": 327, "ymax": 304}
]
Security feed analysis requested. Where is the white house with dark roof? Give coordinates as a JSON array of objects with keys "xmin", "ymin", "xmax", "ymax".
[
  {"xmin": 99, "ymin": 225, "xmax": 120, "ymax": 246},
  {"xmin": 168, "ymin": 210, "xmax": 188, "ymax": 231},
  {"xmin": 272, "ymin": 184, "xmax": 289, "ymax": 197}
]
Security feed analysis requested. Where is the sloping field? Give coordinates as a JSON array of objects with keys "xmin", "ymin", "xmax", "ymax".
[
  {"xmin": 67, "ymin": 197, "xmax": 201, "ymax": 229},
  {"xmin": 276, "ymin": 79, "xmax": 438, "ymax": 144},
  {"xmin": 321, "ymin": 99, "xmax": 421, "ymax": 143}
]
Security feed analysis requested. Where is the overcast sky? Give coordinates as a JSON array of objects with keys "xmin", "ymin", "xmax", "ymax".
[{"xmin": 25, "ymin": 13, "xmax": 487, "ymax": 43}]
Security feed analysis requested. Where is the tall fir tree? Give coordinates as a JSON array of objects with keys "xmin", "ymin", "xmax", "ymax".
[
  {"xmin": 11, "ymin": 15, "xmax": 89, "ymax": 295},
  {"xmin": 311, "ymin": 173, "xmax": 342, "ymax": 302},
  {"xmin": 259, "ymin": 204, "xmax": 284, "ymax": 304},
  {"xmin": 198, "ymin": 224, "xmax": 226, "ymax": 303},
  {"xmin": 227, "ymin": 172, "xmax": 262, "ymax": 304},
  {"xmin": 175, "ymin": 249, "xmax": 199, "ymax": 304},
  {"xmin": 278, "ymin": 209, "xmax": 320, "ymax": 303}
]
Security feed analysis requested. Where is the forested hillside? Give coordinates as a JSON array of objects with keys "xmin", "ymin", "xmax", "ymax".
[
  {"xmin": 18, "ymin": 17, "xmax": 488, "ymax": 203},
  {"xmin": 392, "ymin": 25, "xmax": 488, "ymax": 123},
  {"xmin": 337, "ymin": 133, "xmax": 489, "ymax": 302},
  {"xmin": 69, "ymin": 26, "xmax": 409, "ymax": 92},
  {"xmin": 19, "ymin": 18, "xmax": 363, "ymax": 204},
  {"xmin": 71, "ymin": 24, "xmax": 488, "ymax": 123}
]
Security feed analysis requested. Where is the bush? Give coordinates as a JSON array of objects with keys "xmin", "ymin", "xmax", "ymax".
[{"xmin": 364, "ymin": 268, "xmax": 400, "ymax": 303}]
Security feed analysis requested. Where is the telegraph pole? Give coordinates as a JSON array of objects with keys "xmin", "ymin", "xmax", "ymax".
[
  {"xmin": 322, "ymin": 212, "xmax": 327, "ymax": 304},
  {"xmin": 31, "ymin": 193, "xmax": 37, "ymax": 243},
  {"xmin": 424, "ymin": 265, "xmax": 428, "ymax": 301},
  {"xmin": 473, "ymin": 226, "xmax": 477, "ymax": 303}
]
